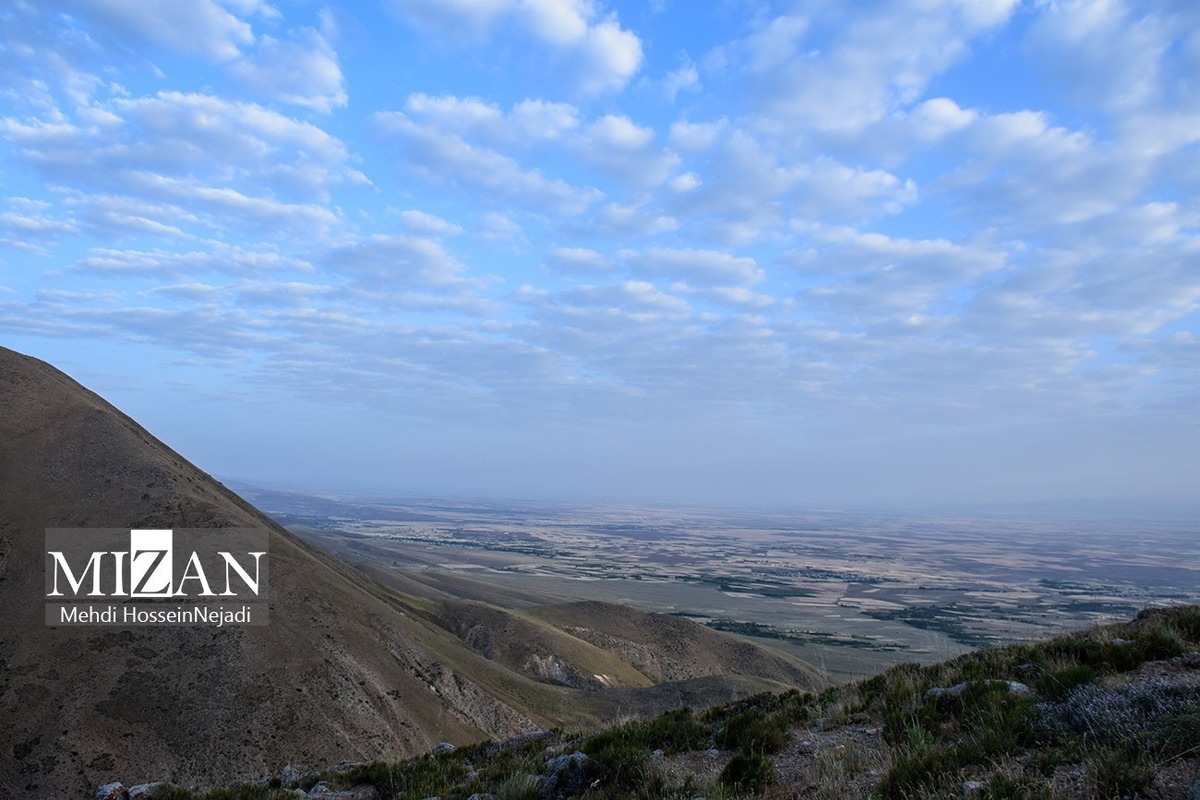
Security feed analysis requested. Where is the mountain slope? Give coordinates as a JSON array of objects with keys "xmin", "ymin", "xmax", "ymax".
[
  {"xmin": 0, "ymin": 347, "xmax": 820, "ymax": 797},
  {"xmin": 0, "ymin": 347, "xmax": 544, "ymax": 796}
]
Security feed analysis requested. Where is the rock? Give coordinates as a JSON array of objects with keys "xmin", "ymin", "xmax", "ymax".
[
  {"xmin": 307, "ymin": 786, "xmax": 378, "ymax": 799},
  {"xmin": 496, "ymin": 730, "xmax": 554, "ymax": 751},
  {"xmin": 467, "ymin": 794, "xmax": 498, "ymax": 800},
  {"xmin": 963, "ymin": 780, "xmax": 984, "ymax": 794},
  {"xmin": 96, "ymin": 782, "xmax": 127, "ymax": 800},
  {"xmin": 128, "ymin": 783, "xmax": 162, "ymax": 799},
  {"xmin": 1112, "ymin": 637, "xmax": 1132, "ymax": 645},
  {"xmin": 650, "ymin": 749, "xmax": 664, "ymax": 763},
  {"xmin": 540, "ymin": 751, "xmax": 590, "ymax": 799},
  {"xmin": 546, "ymin": 750, "xmax": 588, "ymax": 774},
  {"xmin": 279, "ymin": 764, "xmax": 308, "ymax": 786},
  {"xmin": 324, "ymin": 760, "xmax": 366, "ymax": 774},
  {"xmin": 431, "ymin": 742, "xmax": 457, "ymax": 753},
  {"xmin": 924, "ymin": 680, "xmax": 1031, "ymax": 705},
  {"xmin": 705, "ymin": 748, "xmax": 721, "ymax": 758}
]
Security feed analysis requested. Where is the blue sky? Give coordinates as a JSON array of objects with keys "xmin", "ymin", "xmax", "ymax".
[{"xmin": 2, "ymin": 0, "xmax": 1198, "ymax": 509}]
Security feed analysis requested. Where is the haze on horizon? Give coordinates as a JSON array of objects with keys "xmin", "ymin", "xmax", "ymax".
[{"xmin": 1, "ymin": 1, "xmax": 1197, "ymax": 512}]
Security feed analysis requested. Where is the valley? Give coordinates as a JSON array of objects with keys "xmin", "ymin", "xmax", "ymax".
[{"xmin": 241, "ymin": 488, "xmax": 1200, "ymax": 683}]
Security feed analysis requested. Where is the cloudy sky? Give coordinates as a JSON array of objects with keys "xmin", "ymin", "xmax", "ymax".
[{"xmin": 2, "ymin": 0, "xmax": 1198, "ymax": 510}]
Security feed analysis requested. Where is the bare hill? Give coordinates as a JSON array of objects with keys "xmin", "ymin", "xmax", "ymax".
[
  {"xmin": 530, "ymin": 600, "xmax": 819, "ymax": 687},
  {"xmin": 0, "ymin": 347, "xmax": 821, "ymax": 798}
]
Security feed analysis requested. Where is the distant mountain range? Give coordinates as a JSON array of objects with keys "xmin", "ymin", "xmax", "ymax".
[{"xmin": 0, "ymin": 347, "xmax": 818, "ymax": 798}]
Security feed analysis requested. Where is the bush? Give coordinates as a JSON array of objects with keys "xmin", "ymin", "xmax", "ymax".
[
  {"xmin": 980, "ymin": 773, "xmax": 1054, "ymax": 800},
  {"xmin": 1037, "ymin": 677, "xmax": 1200, "ymax": 758},
  {"xmin": 878, "ymin": 745, "xmax": 953, "ymax": 799},
  {"xmin": 1035, "ymin": 663, "xmax": 1097, "ymax": 702},
  {"xmin": 1087, "ymin": 748, "xmax": 1154, "ymax": 798},
  {"xmin": 716, "ymin": 709, "xmax": 787, "ymax": 755},
  {"xmin": 719, "ymin": 753, "xmax": 774, "ymax": 794},
  {"xmin": 632, "ymin": 707, "xmax": 709, "ymax": 753}
]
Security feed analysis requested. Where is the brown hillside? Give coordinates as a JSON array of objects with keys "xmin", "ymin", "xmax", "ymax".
[
  {"xmin": 531, "ymin": 600, "xmax": 820, "ymax": 687},
  {"xmin": 0, "ymin": 347, "xmax": 534, "ymax": 796}
]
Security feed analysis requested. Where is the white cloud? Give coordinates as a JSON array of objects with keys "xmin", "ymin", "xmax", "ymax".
[
  {"xmin": 479, "ymin": 211, "xmax": 526, "ymax": 245},
  {"xmin": 60, "ymin": 0, "xmax": 255, "ymax": 61},
  {"xmin": 575, "ymin": 18, "xmax": 643, "ymax": 94},
  {"xmin": 574, "ymin": 115, "xmax": 679, "ymax": 187},
  {"xmin": 2, "ymin": 91, "xmax": 364, "ymax": 227},
  {"xmin": 670, "ymin": 172, "xmax": 700, "ymax": 192},
  {"xmin": 399, "ymin": 210, "xmax": 463, "ymax": 238},
  {"xmin": 73, "ymin": 243, "xmax": 314, "ymax": 277},
  {"xmin": 908, "ymin": 97, "xmax": 977, "ymax": 141},
  {"xmin": 405, "ymin": 94, "xmax": 506, "ymax": 138},
  {"xmin": 510, "ymin": 99, "xmax": 581, "ymax": 140},
  {"xmin": 576, "ymin": 201, "xmax": 677, "ymax": 238},
  {"xmin": 632, "ymin": 247, "xmax": 763, "ymax": 286},
  {"xmin": 324, "ymin": 234, "xmax": 474, "ymax": 290},
  {"xmin": 230, "ymin": 27, "xmax": 347, "ymax": 112},
  {"xmin": 544, "ymin": 246, "xmax": 610, "ymax": 272},
  {"xmin": 387, "ymin": 0, "xmax": 643, "ymax": 94},
  {"xmin": 373, "ymin": 111, "xmax": 602, "ymax": 215},
  {"xmin": 672, "ymin": 282, "xmax": 775, "ymax": 310},
  {"xmin": 663, "ymin": 61, "xmax": 700, "ymax": 103},
  {"xmin": 727, "ymin": 0, "xmax": 1019, "ymax": 136},
  {"xmin": 385, "ymin": 0, "xmax": 510, "ymax": 38},
  {"xmin": 668, "ymin": 120, "xmax": 724, "ymax": 153}
]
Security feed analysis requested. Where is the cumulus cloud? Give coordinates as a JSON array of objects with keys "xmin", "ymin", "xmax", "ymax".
[
  {"xmin": 58, "ymin": 0, "xmax": 256, "ymax": 61},
  {"xmin": 573, "ymin": 114, "xmax": 679, "ymax": 187},
  {"xmin": 1, "ymin": 90, "xmax": 363, "ymax": 241},
  {"xmin": 662, "ymin": 61, "xmax": 700, "ymax": 103},
  {"xmin": 631, "ymin": 247, "xmax": 763, "ymax": 286},
  {"xmin": 724, "ymin": 0, "xmax": 1019, "ymax": 136},
  {"xmin": 373, "ymin": 111, "xmax": 602, "ymax": 215},
  {"xmin": 399, "ymin": 210, "xmax": 463, "ymax": 238},
  {"xmin": 324, "ymin": 234, "xmax": 477, "ymax": 290},
  {"xmin": 544, "ymin": 246, "xmax": 611, "ymax": 272},
  {"xmin": 387, "ymin": 0, "xmax": 643, "ymax": 94},
  {"xmin": 668, "ymin": 120, "xmax": 724, "ymax": 153},
  {"xmin": 230, "ymin": 27, "xmax": 347, "ymax": 112},
  {"xmin": 73, "ymin": 243, "xmax": 314, "ymax": 278}
]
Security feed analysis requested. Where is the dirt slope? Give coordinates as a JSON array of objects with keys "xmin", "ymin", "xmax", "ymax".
[{"xmin": 0, "ymin": 347, "xmax": 536, "ymax": 796}]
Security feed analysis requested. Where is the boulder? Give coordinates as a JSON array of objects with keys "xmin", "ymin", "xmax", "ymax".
[
  {"xmin": 923, "ymin": 680, "xmax": 1031, "ymax": 705},
  {"xmin": 96, "ymin": 782, "xmax": 127, "ymax": 800},
  {"xmin": 540, "ymin": 751, "xmax": 590, "ymax": 799}
]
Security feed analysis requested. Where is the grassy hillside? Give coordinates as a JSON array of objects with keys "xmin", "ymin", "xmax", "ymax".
[{"xmin": 141, "ymin": 605, "xmax": 1200, "ymax": 799}]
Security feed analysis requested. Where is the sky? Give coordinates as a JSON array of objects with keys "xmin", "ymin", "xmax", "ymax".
[{"xmin": 1, "ymin": 0, "xmax": 1198, "ymax": 510}]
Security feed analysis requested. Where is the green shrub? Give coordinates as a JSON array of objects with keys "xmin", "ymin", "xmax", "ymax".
[
  {"xmin": 980, "ymin": 773, "xmax": 1055, "ymax": 800},
  {"xmin": 716, "ymin": 708, "xmax": 786, "ymax": 755},
  {"xmin": 1160, "ymin": 605, "xmax": 1200, "ymax": 643},
  {"xmin": 878, "ymin": 745, "xmax": 953, "ymax": 799},
  {"xmin": 632, "ymin": 707, "xmax": 709, "ymax": 753},
  {"xmin": 1035, "ymin": 663, "xmax": 1097, "ymax": 702},
  {"xmin": 1037, "ymin": 677, "xmax": 1200, "ymax": 758},
  {"xmin": 336, "ymin": 755, "xmax": 469, "ymax": 800},
  {"xmin": 719, "ymin": 753, "xmax": 774, "ymax": 794},
  {"xmin": 1088, "ymin": 748, "xmax": 1154, "ymax": 798}
]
